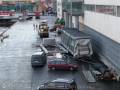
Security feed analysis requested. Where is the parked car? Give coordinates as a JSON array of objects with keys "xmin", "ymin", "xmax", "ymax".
[
  {"xmin": 37, "ymin": 78, "xmax": 77, "ymax": 90},
  {"xmin": 31, "ymin": 51, "xmax": 47, "ymax": 67},
  {"xmin": 48, "ymin": 59, "xmax": 78, "ymax": 71}
]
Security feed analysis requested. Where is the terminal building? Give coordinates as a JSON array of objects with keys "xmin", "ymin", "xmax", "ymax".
[
  {"xmin": 84, "ymin": 0, "xmax": 120, "ymax": 73},
  {"xmin": 57, "ymin": 0, "xmax": 120, "ymax": 73}
]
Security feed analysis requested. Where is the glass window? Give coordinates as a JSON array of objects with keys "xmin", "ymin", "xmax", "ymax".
[
  {"xmin": 55, "ymin": 82, "xmax": 69, "ymax": 88},
  {"xmin": 47, "ymin": 82, "xmax": 56, "ymax": 88},
  {"xmin": 60, "ymin": 61, "xmax": 66, "ymax": 64},
  {"xmin": 72, "ymin": 2, "xmax": 83, "ymax": 13},
  {"xmin": 96, "ymin": 5, "xmax": 117, "ymax": 16},
  {"xmin": 117, "ymin": 6, "xmax": 120, "ymax": 17},
  {"xmin": 48, "ymin": 61, "xmax": 55, "ymax": 64},
  {"xmin": 65, "ymin": 35, "xmax": 69, "ymax": 47},
  {"xmin": 85, "ymin": 4, "xmax": 117, "ymax": 16},
  {"xmin": 71, "ymin": 40, "xmax": 74, "ymax": 46},
  {"xmin": 85, "ymin": 4, "xmax": 95, "ymax": 12}
]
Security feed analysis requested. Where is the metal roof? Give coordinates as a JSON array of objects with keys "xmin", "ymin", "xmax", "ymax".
[{"xmin": 62, "ymin": 28, "xmax": 90, "ymax": 39}]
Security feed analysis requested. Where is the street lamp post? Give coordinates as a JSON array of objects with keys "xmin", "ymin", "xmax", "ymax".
[{"xmin": 68, "ymin": 0, "xmax": 72, "ymax": 28}]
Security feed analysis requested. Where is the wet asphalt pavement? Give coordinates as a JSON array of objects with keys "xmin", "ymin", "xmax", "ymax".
[{"xmin": 0, "ymin": 16, "xmax": 120, "ymax": 90}]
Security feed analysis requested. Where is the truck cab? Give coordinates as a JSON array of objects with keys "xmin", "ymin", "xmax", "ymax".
[{"xmin": 38, "ymin": 20, "xmax": 49, "ymax": 38}]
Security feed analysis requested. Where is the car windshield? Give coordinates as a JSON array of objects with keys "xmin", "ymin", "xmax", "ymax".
[
  {"xmin": 60, "ymin": 60, "xmax": 66, "ymax": 64},
  {"xmin": 52, "ymin": 79, "xmax": 72, "ymax": 83},
  {"xmin": 46, "ymin": 82, "xmax": 70, "ymax": 89},
  {"xmin": 31, "ymin": 55, "xmax": 40, "ymax": 60}
]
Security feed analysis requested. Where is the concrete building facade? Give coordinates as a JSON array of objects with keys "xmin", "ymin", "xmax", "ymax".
[{"xmin": 84, "ymin": 0, "xmax": 120, "ymax": 73}]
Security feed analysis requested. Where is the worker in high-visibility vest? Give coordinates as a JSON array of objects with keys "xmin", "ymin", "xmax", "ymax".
[{"xmin": 59, "ymin": 18, "xmax": 65, "ymax": 26}]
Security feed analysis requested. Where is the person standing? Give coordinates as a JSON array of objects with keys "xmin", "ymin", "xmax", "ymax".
[{"xmin": 59, "ymin": 18, "xmax": 65, "ymax": 29}]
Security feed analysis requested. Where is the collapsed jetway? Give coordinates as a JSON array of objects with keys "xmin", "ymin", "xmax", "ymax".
[{"xmin": 61, "ymin": 28, "xmax": 93, "ymax": 58}]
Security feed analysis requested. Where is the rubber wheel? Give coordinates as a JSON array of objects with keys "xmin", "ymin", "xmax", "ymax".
[
  {"xmin": 70, "ymin": 67, "xmax": 73, "ymax": 71},
  {"xmin": 52, "ymin": 67, "xmax": 55, "ymax": 70}
]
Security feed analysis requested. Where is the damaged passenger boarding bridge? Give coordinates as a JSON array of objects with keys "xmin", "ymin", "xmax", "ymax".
[{"xmin": 61, "ymin": 28, "xmax": 93, "ymax": 59}]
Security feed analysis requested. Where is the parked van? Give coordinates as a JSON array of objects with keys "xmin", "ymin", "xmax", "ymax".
[{"xmin": 31, "ymin": 51, "xmax": 47, "ymax": 67}]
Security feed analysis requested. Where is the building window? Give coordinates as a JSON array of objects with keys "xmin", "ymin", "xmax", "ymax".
[
  {"xmin": 117, "ymin": 6, "xmax": 120, "ymax": 17},
  {"xmin": 85, "ymin": 4, "xmax": 118, "ymax": 16},
  {"xmin": 72, "ymin": 2, "xmax": 83, "ymax": 12},
  {"xmin": 96, "ymin": 5, "xmax": 117, "ymax": 16},
  {"xmin": 85, "ymin": 4, "xmax": 95, "ymax": 12}
]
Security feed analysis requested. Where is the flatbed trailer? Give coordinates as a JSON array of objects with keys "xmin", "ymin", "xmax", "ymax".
[
  {"xmin": 40, "ymin": 38, "xmax": 67, "ymax": 56},
  {"xmin": 40, "ymin": 44, "xmax": 67, "ymax": 56}
]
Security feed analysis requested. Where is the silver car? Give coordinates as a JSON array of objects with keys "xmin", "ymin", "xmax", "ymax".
[{"xmin": 37, "ymin": 78, "xmax": 77, "ymax": 90}]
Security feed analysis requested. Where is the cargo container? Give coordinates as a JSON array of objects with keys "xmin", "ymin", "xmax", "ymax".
[{"xmin": 61, "ymin": 28, "xmax": 93, "ymax": 58}]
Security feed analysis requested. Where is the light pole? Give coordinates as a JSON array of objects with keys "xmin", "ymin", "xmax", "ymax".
[
  {"xmin": 71, "ymin": 0, "xmax": 72, "ymax": 15},
  {"xmin": 68, "ymin": 0, "xmax": 72, "ymax": 28}
]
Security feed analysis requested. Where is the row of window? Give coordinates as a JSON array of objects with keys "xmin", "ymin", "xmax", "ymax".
[
  {"xmin": 0, "ymin": 5, "xmax": 33, "ymax": 11},
  {"xmin": 85, "ymin": 4, "xmax": 120, "ymax": 17}
]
